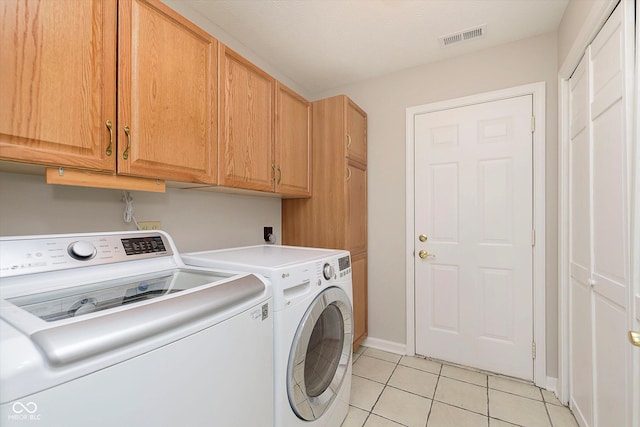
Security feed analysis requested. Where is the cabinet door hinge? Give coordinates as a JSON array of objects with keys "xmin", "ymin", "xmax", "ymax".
[
  {"xmin": 531, "ymin": 116, "xmax": 536, "ymax": 133},
  {"xmin": 532, "ymin": 341, "xmax": 537, "ymax": 359}
]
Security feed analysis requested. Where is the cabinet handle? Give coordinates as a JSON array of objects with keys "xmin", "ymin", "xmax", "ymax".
[
  {"xmin": 123, "ymin": 126, "xmax": 131, "ymax": 160},
  {"xmin": 276, "ymin": 166, "xmax": 282, "ymax": 184},
  {"xmin": 105, "ymin": 120, "xmax": 113, "ymax": 156},
  {"xmin": 346, "ymin": 134, "xmax": 352, "ymax": 149},
  {"xmin": 346, "ymin": 167, "xmax": 352, "ymax": 182},
  {"xmin": 271, "ymin": 164, "xmax": 276, "ymax": 184}
]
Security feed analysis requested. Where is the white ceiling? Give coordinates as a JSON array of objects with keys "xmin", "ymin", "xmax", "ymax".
[{"xmin": 179, "ymin": 0, "xmax": 569, "ymax": 95}]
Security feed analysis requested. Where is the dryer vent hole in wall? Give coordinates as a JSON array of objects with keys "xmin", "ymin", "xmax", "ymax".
[{"xmin": 439, "ymin": 24, "xmax": 486, "ymax": 47}]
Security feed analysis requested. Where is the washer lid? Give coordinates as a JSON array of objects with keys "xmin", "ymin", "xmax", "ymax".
[
  {"xmin": 8, "ymin": 268, "xmax": 233, "ymax": 322},
  {"xmin": 3, "ymin": 272, "xmax": 266, "ymax": 367}
]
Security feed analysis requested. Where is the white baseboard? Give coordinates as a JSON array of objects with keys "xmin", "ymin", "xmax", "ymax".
[
  {"xmin": 545, "ymin": 376, "xmax": 569, "ymax": 405},
  {"xmin": 361, "ymin": 337, "xmax": 407, "ymax": 355}
]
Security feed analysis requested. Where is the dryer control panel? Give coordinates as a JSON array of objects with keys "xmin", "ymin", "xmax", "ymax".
[{"xmin": 338, "ymin": 255, "xmax": 351, "ymax": 278}]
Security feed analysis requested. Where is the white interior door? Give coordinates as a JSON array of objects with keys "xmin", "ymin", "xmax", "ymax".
[
  {"xmin": 568, "ymin": 3, "xmax": 634, "ymax": 426},
  {"xmin": 414, "ymin": 95, "xmax": 534, "ymax": 380}
]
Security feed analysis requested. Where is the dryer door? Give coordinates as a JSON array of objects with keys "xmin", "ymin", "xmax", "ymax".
[{"xmin": 287, "ymin": 287, "xmax": 353, "ymax": 420}]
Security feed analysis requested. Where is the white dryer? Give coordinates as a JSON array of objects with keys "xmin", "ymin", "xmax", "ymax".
[{"xmin": 183, "ymin": 245, "xmax": 353, "ymax": 427}]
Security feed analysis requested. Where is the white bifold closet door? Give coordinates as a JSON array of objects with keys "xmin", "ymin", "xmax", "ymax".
[{"xmin": 568, "ymin": 2, "xmax": 635, "ymax": 427}]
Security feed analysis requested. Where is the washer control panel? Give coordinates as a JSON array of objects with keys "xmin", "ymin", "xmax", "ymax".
[{"xmin": 0, "ymin": 232, "xmax": 173, "ymax": 277}]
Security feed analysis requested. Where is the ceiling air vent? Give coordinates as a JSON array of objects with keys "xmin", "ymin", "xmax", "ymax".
[{"xmin": 439, "ymin": 25, "xmax": 486, "ymax": 47}]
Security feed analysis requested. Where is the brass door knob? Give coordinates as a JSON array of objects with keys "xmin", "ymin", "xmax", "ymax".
[
  {"xmin": 418, "ymin": 250, "xmax": 435, "ymax": 259},
  {"xmin": 418, "ymin": 234, "xmax": 428, "ymax": 242},
  {"xmin": 629, "ymin": 331, "xmax": 640, "ymax": 347}
]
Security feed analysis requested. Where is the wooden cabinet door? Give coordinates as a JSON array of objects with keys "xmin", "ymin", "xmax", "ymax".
[
  {"xmin": 117, "ymin": 0, "xmax": 217, "ymax": 184},
  {"xmin": 345, "ymin": 98, "xmax": 367, "ymax": 165},
  {"xmin": 275, "ymin": 83, "xmax": 311, "ymax": 196},
  {"xmin": 0, "ymin": 0, "xmax": 116, "ymax": 171},
  {"xmin": 219, "ymin": 45, "xmax": 275, "ymax": 191},
  {"xmin": 346, "ymin": 161, "xmax": 367, "ymax": 254},
  {"xmin": 351, "ymin": 251, "xmax": 368, "ymax": 348}
]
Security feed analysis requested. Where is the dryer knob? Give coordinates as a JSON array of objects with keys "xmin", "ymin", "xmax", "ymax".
[{"xmin": 323, "ymin": 263, "xmax": 335, "ymax": 280}]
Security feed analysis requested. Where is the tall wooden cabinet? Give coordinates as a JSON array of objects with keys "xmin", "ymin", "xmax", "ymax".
[
  {"xmin": 282, "ymin": 95, "xmax": 368, "ymax": 348},
  {"xmin": 0, "ymin": 0, "xmax": 218, "ymax": 184}
]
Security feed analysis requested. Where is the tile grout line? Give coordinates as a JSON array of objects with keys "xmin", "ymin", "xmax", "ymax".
[
  {"xmin": 541, "ymin": 388, "xmax": 555, "ymax": 427},
  {"xmin": 486, "ymin": 372, "xmax": 491, "ymax": 426},
  {"xmin": 359, "ymin": 349, "xmax": 406, "ymax": 426},
  {"xmin": 423, "ymin": 361, "xmax": 443, "ymax": 427}
]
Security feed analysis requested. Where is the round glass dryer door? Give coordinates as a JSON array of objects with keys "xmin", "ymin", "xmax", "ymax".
[{"xmin": 287, "ymin": 287, "xmax": 353, "ymax": 421}]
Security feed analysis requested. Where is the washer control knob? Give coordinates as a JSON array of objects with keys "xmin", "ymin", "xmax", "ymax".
[
  {"xmin": 323, "ymin": 263, "xmax": 335, "ymax": 280},
  {"xmin": 68, "ymin": 241, "xmax": 97, "ymax": 260}
]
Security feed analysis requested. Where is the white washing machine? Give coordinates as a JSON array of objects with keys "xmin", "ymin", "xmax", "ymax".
[
  {"xmin": 0, "ymin": 231, "xmax": 273, "ymax": 427},
  {"xmin": 183, "ymin": 245, "xmax": 353, "ymax": 427}
]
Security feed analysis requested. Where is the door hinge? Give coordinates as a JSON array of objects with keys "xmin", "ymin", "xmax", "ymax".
[
  {"xmin": 532, "ymin": 341, "xmax": 536, "ymax": 359},
  {"xmin": 531, "ymin": 116, "xmax": 535, "ymax": 133},
  {"xmin": 531, "ymin": 229, "xmax": 536, "ymax": 247}
]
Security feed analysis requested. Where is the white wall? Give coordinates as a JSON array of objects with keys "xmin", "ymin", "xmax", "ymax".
[
  {"xmin": 0, "ymin": 172, "xmax": 281, "ymax": 253},
  {"xmin": 314, "ymin": 32, "xmax": 560, "ymax": 377}
]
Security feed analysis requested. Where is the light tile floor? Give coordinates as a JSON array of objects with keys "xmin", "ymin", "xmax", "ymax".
[{"xmin": 342, "ymin": 347, "xmax": 579, "ymax": 427}]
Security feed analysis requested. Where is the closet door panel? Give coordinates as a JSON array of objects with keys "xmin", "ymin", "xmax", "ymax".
[
  {"xmin": 589, "ymin": 7, "xmax": 631, "ymax": 426},
  {"xmin": 592, "ymin": 100, "xmax": 629, "ymax": 306},
  {"xmin": 568, "ymin": 53, "xmax": 593, "ymax": 427},
  {"xmin": 570, "ymin": 129, "xmax": 590, "ymax": 272},
  {"xmin": 570, "ymin": 278, "xmax": 593, "ymax": 426},
  {"xmin": 593, "ymin": 296, "xmax": 627, "ymax": 427}
]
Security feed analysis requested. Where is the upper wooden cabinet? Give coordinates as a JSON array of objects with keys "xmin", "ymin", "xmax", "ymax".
[
  {"xmin": 275, "ymin": 83, "xmax": 311, "ymax": 197},
  {"xmin": 345, "ymin": 99, "xmax": 367, "ymax": 165},
  {"xmin": 219, "ymin": 45, "xmax": 275, "ymax": 192},
  {"xmin": 0, "ymin": 0, "xmax": 117, "ymax": 171},
  {"xmin": 118, "ymin": 0, "xmax": 217, "ymax": 183},
  {"xmin": 219, "ymin": 46, "xmax": 311, "ymax": 196},
  {"xmin": 0, "ymin": 0, "xmax": 217, "ymax": 184}
]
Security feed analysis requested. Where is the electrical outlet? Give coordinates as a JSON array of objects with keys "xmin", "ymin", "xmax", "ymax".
[
  {"xmin": 264, "ymin": 226, "xmax": 274, "ymax": 243},
  {"xmin": 139, "ymin": 221, "xmax": 161, "ymax": 230}
]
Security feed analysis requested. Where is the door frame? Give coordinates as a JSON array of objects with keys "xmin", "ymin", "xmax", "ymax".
[{"xmin": 405, "ymin": 82, "xmax": 547, "ymax": 387}]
